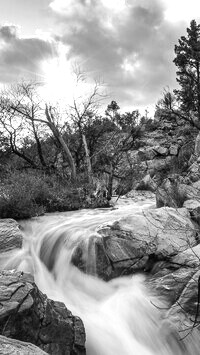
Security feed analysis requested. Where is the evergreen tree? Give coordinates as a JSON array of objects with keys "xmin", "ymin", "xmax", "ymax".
[{"xmin": 174, "ymin": 20, "xmax": 200, "ymax": 127}]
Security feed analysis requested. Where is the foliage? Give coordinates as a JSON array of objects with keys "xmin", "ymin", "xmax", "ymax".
[
  {"xmin": 174, "ymin": 20, "xmax": 200, "ymax": 120},
  {"xmin": 0, "ymin": 172, "xmax": 46, "ymax": 219},
  {"xmin": 0, "ymin": 172, "xmax": 80, "ymax": 219}
]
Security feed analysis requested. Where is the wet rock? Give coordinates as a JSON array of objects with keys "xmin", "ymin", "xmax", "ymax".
[
  {"xmin": 72, "ymin": 235, "xmax": 113, "ymax": 280},
  {"xmin": 0, "ymin": 270, "xmax": 86, "ymax": 355},
  {"xmin": 148, "ymin": 243, "xmax": 200, "ymax": 308},
  {"xmin": 167, "ymin": 269, "xmax": 200, "ymax": 333},
  {"xmin": 92, "ymin": 207, "xmax": 199, "ymax": 278},
  {"xmin": 100, "ymin": 207, "xmax": 198, "ymax": 257},
  {"xmin": 149, "ymin": 268, "xmax": 196, "ymax": 305},
  {"xmin": 0, "ymin": 219, "xmax": 23, "ymax": 253},
  {"xmin": 0, "ymin": 335, "xmax": 48, "ymax": 355}
]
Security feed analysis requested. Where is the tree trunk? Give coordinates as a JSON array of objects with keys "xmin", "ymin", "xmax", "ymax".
[
  {"xmin": 82, "ymin": 133, "xmax": 93, "ymax": 184},
  {"xmin": 107, "ymin": 163, "xmax": 114, "ymax": 200},
  {"xmin": 45, "ymin": 106, "xmax": 77, "ymax": 182}
]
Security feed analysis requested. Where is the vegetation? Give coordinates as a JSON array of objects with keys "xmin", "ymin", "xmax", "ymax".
[
  {"xmin": 0, "ymin": 80, "xmax": 146, "ymax": 218},
  {"xmin": 157, "ymin": 20, "xmax": 200, "ymax": 130},
  {"xmin": 1, "ymin": 20, "xmax": 200, "ymax": 219}
]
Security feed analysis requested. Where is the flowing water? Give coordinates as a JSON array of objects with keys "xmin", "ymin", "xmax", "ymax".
[{"xmin": 1, "ymin": 197, "xmax": 200, "ymax": 354}]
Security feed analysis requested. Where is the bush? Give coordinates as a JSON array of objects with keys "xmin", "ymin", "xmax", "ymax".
[
  {"xmin": 0, "ymin": 170, "xmax": 110, "ymax": 219},
  {"xmin": 0, "ymin": 172, "xmax": 47, "ymax": 219}
]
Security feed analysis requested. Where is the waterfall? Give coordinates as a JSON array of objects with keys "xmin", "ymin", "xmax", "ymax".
[{"xmin": 1, "ymin": 199, "xmax": 200, "ymax": 354}]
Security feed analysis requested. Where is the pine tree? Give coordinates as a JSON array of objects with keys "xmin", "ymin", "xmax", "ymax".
[{"xmin": 174, "ymin": 20, "xmax": 200, "ymax": 126}]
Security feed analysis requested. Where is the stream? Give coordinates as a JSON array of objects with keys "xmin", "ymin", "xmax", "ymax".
[{"xmin": 1, "ymin": 197, "xmax": 200, "ymax": 354}]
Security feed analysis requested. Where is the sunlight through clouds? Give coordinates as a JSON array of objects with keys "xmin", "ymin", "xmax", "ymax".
[
  {"xmin": 164, "ymin": 0, "xmax": 200, "ymax": 23},
  {"xmin": 40, "ymin": 43, "xmax": 98, "ymax": 108},
  {"xmin": 1, "ymin": 0, "xmax": 200, "ymax": 112}
]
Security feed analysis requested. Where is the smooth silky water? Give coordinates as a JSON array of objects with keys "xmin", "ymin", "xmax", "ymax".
[{"xmin": 1, "ymin": 197, "xmax": 199, "ymax": 354}]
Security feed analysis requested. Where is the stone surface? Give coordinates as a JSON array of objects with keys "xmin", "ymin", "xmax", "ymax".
[
  {"xmin": 194, "ymin": 131, "xmax": 200, "ymax": 156},
  {"xmin": 135, "ymin": 174, "xmax": 157, "ymax": 192},
  {"xmin": 0, "ymin": 335, "xmax": 48, "ymax": 355},
  {"xmin": 153, "ymin": 146, "xmax": 168, "ymax": 156},
  {"xmin": 167, "ymin": 269, "xmax": 200, "ymax": 333},
  {"xmin": 183, "ymin": 199, "xmax": 200, "ymax": 224},
  {"xmin": 72, "ymin": 207, "xmax": 199, "ymax": 279},
  {"xmin": 0, "ymin": 219, "xmax": 23, "ymax": 253},
  {"xmin": 169, "ymin": 144, "xmax": 179, "ymax": 155},
  {"xmin": 0, "ymin": 270, "xmax": 86, "ymax": 355},
  {"xmin": 156, "ymin": 178, "xmax": 200, "ymax": 208}
]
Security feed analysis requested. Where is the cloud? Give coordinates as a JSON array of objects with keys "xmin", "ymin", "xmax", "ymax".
[
  {"xmin": 49, "ymin": 0, "xmax": 189, "ymax": 110},
  {"xmin": 0, "ymin": 25, "xmax": 57, "ymax": 83}
]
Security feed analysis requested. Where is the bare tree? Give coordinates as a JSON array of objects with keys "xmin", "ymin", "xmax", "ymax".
[
  {"xmin": 69, "ymin": 72, "xmax": 107, "ymax": 183},
  {"xmin": 0, "ymin": 81, "xmax": 77, "ymax": 180}
]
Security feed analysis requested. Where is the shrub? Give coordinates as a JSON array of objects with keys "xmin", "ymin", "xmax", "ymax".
[
  {"xmin": 0, "ymin": 172, "xmax": 47, "ymax": 219},
  {"xmin": 0, "ymin": 170, "xmax": 110, "ymax": 219}
]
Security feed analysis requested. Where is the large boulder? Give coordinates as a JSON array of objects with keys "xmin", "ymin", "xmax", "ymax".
[
  {"xmin": 148, "ymin": 243, "xmax": 200, "ymax": 306},
  {"xmin": 0, "ymin": 335, "xmax": 48, "ymax": 355},
  {"xmin": 72, "ymin": 207, "xmax": 199, "ymax": 279},
  {"xmin": 0, "ymin": 219, "xmax": 23, "ymax": 253},
  {"xmin": 167, "ymin": 269, "xmax": 200, "ymax": 336},
  {"xmin": 0, "ymin": 270, "xmax": 86, "ymax": 355}
]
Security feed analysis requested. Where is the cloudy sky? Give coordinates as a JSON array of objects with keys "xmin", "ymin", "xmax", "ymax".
[{"xmin": 0, "ymin": 0, "xmax": 200, "ymax": 115}]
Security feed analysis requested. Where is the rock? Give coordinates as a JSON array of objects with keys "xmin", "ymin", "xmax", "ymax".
[
  {"xmin": 137, "ymin": 148, "xmax": 156, "ymax": 161},
  {"xmin": 0, "ymin": 219, "xmax": 23, "ymax": 253},
  {"xmin": 148, "ymin": 242, "xmax": 200, "ymax": 302},
  {"xmin": 135, "ymin": 174, "xmax": 157, "ymax": 192},
  {"xmin": 167, "ymin": 269, "xmax": 200, "ymax": 334},
  {"xmin": 187, "ymin": 161, "xmax": 200, "ymax": 182},
  {"xmin": 178, "ymin": 141, "xmax": 194, "ymax": 168},
  {"xmin": 171, "ymin": 243, "xmax": 200, "ymax": 269},
  {"xmin": 156, "ymin": 178, "xmax": 200, "ymax": 208},
  {"xmin": 0, "ymin": 335, "xmax": 48, "ymax": 355},
  {"xmin": 193, "ymin": 180, "xmax": 200, "ymax": 191},
  {"xmin": 71, "ymin": 234, "xmax": 113, "ymax": 280},
  {"xmin": 194, "ymin": 131, "xmax": 200, "ymax": 156},
  {"xmin": 169, "ymin": 144, "xmax": 179, "ymax": 155},
  {"xmin": 183, "ymin": 199, "xmax": 200, "ymax": 224},
  {"xmin": 86, "ymin": 207, "xmax": 199, "ymax": 278},
  {"xmin": 153, "ymin": 146, "xmax": 168, "ymax": 156},
  {"xmin": 149, "ymin": 268, "xmax": 196, "ymax": 305},
  {"xmin": 0, "ymin": 270, "xmax": 86, "ymax": 355},
  {"xmin": 156, "ymin": 178, "xmax": 182, "ymax": 208}
]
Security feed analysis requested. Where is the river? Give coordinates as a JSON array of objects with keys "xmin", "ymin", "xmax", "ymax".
[{"xmin": 1, "ymin": 197, "xmax": 200, "ymax": 354}]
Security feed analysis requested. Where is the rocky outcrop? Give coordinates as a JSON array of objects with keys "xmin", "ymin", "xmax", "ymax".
[
  {"xmin": 72, "ymin": 207, "xmax": 199, "ymax": 280},
  {"xmin": 148, "ymin": 242, "xmax": 200, "ymax": 324},
  {"xmin": 0, "ymin": 270, "xmax": 86, "ymax": 355},
  {"xmin": 0, "ymin": 219, "xmax": 23, "ymax": 253},
  {"xmin": 0, "ymin": 335, "xmax": 48, "ymax": 355},
  {"xmin": 167, "ymin": 269, "xmax": 200, "ymax": 330}
]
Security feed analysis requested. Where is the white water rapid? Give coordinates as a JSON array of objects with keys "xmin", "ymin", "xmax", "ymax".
[{"xmin": 1, "ymin": 197, "xmax": 200, "ymax": 354}]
